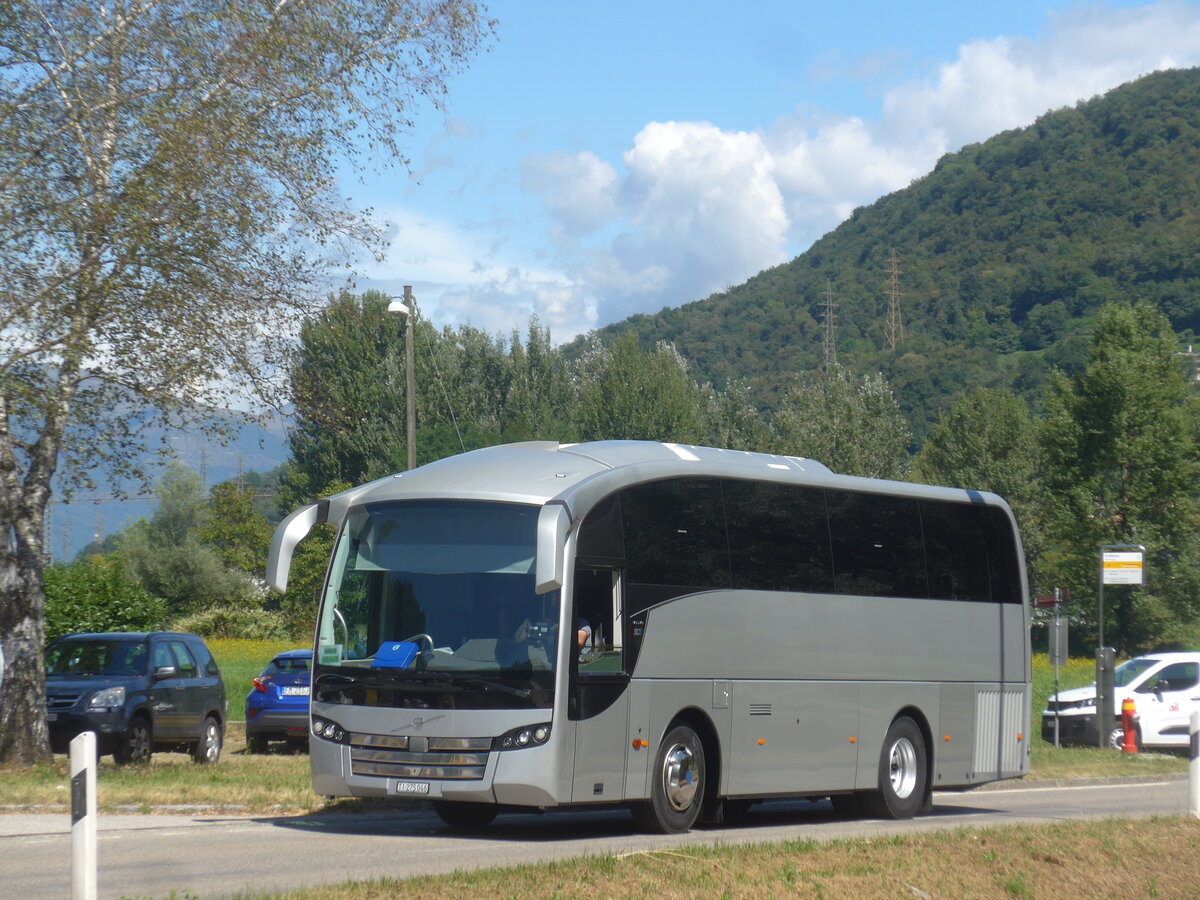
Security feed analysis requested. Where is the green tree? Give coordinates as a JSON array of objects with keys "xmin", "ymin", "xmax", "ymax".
[
  {"xmin": 120, "ymin": 464, "xmax": 257, "ymax": 616},
  {"xmin": 912, "ymin": 387, "xmax": 1039, "ymax": 494},
  {"xmin": 773, "ymin": 364, "xmax": 910, "ymax": 479},
  {"xmin": 0, "ymin": 0, "xmax": 492, "ymax": 763},
  {"xmin": 284, "ymin": 295, "xmax": 577, "ymax": 510},
  {"xmin": 574, "ymin": 334, "xmax": 709, "ymax": 443},
  {"xmin": 911, "ymin": 387, "xmax": 1043, "ymax": 562},
  {"xmin": 703, "ymin": 379, "xmax": 774, "ymax": 452},
  {"xmin": 286, "ymin": 292, "xmax": 411, "ymax": 502},
  {"xmin": 44, "ymin": 554, "xmax": 166, "ymax": 641},
  {"xmin": 198, "ymin": 480, "xmax": 274, "ymax": 579},
  {"xmin": 501, "ymin": 319, "xmax": 577, "ymax": 443},
  {"xmin": 1039, "ymin": 302, "xmax": 1200, "ymax": 653}
]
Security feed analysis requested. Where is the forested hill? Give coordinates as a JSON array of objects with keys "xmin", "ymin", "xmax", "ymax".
[{"xmin": 578, "ymin": 67, "xmax": 1200, "ymax": 439}]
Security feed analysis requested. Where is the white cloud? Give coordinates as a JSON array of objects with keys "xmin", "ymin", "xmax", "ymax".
[
  {"xmin": 361, "ymin": 208, "xmax": 597, "ymax": 339},
  {"xmin": 519, "ymin": 151, "xmax": 618, "ymax": 235},
  {"xmin": 523, "ymin": 121, "xmax": 790, "ymax": 321},
  {"xmin": 880, "ymin": 2, "xmax": 1200, "ymax": 152}
]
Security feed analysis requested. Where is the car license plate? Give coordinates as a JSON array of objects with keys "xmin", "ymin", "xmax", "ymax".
[
  {"xmin": 394, "ymin": 781, "xmax": 430, "ymax": 795},
  {"xmin": 46, "ymin": 713, "xmax": 58, "ymax": 722},
  {"xmin": 282, "ymin": 686, "xmax": 309, "ymax": 696}
]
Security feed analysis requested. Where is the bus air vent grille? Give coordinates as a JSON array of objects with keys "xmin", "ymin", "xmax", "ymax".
[
  {"xmin": 347, "ymin": 732, "xmax": 491, "ymax": 780},
  {"xmin": 748, "ymin": 704, "xmax": 773, "ymax": 716}
]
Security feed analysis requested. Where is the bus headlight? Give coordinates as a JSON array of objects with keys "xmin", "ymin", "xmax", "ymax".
[
  {"xmin": 496, "ymin": 723, "xmax": 551, "ymax": 750},
  {"xmin": 311, "ymin": 716, "xmax": 348, "ymax": 744}
]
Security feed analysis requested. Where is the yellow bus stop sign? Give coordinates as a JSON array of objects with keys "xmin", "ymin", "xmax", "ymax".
[{"xmin": 1102, "ymin": 550, "xmax": 1145, "ymax": 585}]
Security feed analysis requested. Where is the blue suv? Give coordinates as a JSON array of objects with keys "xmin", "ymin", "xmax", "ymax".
[
  {"xmin": 45, "ymin": 632, "xmax": 227, "ymax": 765},
  {"xmin": 244, "ymin": 648, "xmax": 312, "ymax": 753}
]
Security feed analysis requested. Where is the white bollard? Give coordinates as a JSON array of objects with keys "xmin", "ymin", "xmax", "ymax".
[
  {"xmin": 1190, "ymin": 710, "xmax": 1200, "ymax": 819},
  {"xmin": 69, "ymin": 731, "xmax": 97, "ymax": 900}
]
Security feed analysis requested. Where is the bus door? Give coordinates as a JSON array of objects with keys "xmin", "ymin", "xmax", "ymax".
[{"xmin": 569, "ymin": 566, "xmax": 630, "ymax": 803}]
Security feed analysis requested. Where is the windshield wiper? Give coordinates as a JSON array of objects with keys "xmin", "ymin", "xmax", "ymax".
[{"xmin": 461, "ymin": 677, "xmax": 532, "ymax": 699}]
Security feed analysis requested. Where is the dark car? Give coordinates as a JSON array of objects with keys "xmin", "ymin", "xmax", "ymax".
[
  {"xmin": 45, "ymin": 632, "xmax": 227, "ymax": 765},
  {"xmin": 244, "ymin": 648, "xmax": 312, "ymax": 753}
]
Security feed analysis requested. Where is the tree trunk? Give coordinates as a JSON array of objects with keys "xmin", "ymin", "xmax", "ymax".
[{"xmin": 0, "ymin": 513, "xmax": 52, "ymax": 764}]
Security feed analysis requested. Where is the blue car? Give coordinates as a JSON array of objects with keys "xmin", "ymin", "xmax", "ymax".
[{"xmin": 244, "ymin": 648, "xmax": 312, "ymax": 753}]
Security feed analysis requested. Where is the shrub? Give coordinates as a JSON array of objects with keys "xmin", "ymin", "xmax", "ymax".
[
  {"xmin": 44, "ymin": 554, "xmax": 166, "ymax": 640},
  {"xmin": 170, "ymin": 605, "xmax": 292, "ymax": 641}
]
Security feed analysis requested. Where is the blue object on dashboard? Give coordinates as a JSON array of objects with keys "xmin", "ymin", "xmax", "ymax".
[{"xmin": 373, "ymin": 641, "xmax": 420, "ymax": 669}]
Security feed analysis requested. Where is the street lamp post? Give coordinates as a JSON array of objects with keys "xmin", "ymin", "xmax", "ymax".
[{"xmin": 387, "ymin": 286, "xmax": 417, "ymax": 471}]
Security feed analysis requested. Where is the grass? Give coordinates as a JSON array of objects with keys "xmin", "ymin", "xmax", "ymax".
[
  {"xmin": 207, "ymin": 637, "xmax": 309, "ymax": 708},
  {"xmin": 168, "ymin": 818, "xmax": 1200, "ymax": 900},
  {"xmin": 0, "ymin": 724, "xmax": 321, "ymax": 814}
]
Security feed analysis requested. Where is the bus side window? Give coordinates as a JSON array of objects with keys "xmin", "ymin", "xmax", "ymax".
[{"xmin": 826, "ymin": 490, "xmax": 926, "ymax": 599}]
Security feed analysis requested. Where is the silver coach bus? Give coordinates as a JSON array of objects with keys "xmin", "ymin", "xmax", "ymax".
[{"xmin": 266, "ymin": 441, "xmax": 1030, "ymax": 833}]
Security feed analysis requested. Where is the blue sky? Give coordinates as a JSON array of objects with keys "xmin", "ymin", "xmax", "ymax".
[{"xmin": 350, "ymin": 0, "xmax": 1200, "ymax": 343}]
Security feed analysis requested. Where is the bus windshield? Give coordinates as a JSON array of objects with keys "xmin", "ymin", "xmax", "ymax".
[{"xmin": 318, "ymin": 500, "xmax": 562, "ymax": 680}]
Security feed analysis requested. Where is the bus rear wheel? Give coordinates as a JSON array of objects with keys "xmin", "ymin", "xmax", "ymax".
[
  {"xmin": 633, "ymin": 723, "xmax": 706, "ymax": 834},
  {"xmin": 862, "ymin": 716, "xmax": 927, "ymax": 819},
  {"xmin": 432, "ymin": 800, "xmax": 498, "ymax": 830}
]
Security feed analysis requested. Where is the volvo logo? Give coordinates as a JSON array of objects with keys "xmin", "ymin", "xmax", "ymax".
[{"xmin": 402, "ymin": 714, "xmax": 445, "ymax": 731}]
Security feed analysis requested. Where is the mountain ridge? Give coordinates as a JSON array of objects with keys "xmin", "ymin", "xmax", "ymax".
[{"xmin": 575, "ymin": 67, "xmax": 1200, "ymax": 437}]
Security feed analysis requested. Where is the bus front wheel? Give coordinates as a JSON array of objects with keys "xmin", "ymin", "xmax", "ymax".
[
  {"xmin": 634, "ymin": 722, "xmax": 706, "ymax": 834},
  {"xmin": 862, "ymin": 716, "xmax": 927, "ymax": 819}
]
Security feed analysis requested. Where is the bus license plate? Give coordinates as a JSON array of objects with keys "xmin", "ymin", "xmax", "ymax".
[{"xmin": 394, "ymin": 781, "xmax": 430, "ymax": 795}]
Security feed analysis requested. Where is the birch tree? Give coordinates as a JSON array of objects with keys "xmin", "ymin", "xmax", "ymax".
[{"xmin": 0, "ymin": 0, "xmax": 492, "ymax": 763}]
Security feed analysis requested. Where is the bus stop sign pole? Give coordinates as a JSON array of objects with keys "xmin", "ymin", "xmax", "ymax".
[{"xmin": 1097, "ymin": 544, "xmax": 1145, "ymax": 750}]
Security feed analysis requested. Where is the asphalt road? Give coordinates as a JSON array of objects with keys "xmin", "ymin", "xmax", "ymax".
[{"xmin": 1, "ymin": 777, "xmax": 1193, "ymax": 900}]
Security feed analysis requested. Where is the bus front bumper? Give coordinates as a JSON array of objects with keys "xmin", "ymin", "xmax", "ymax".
[{"xmin": 308, "ymin": 725, "xmax": 560, "ymax": 807}]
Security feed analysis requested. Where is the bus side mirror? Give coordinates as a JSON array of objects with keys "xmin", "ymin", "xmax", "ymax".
[
  {"xmin": 266, "ymin": 502, "xmax": 324, "ymax": 593},
  {"xmin": 535, "ymin": 503, "xmax": 571, "ymax": 594}
]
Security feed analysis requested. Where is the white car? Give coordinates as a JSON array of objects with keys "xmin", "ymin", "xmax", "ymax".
[{"xmin": 1041, "ymin": 652, "xmax": 1200, "ymax": 750}]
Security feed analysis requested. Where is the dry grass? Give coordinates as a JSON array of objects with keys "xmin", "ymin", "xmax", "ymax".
[
  {"xmin": 220, "ymin": 818, "xmax": 1200, "ymax": 900},
  {"xmin": 0, "ymin": 725, "xmax": 321, "ymax": 814}
]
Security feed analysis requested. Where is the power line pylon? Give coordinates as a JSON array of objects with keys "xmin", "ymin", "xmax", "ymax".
[
  {"xmin": 821, "ymin": 278, "xmax": 838, "ymax": 371},
  {"xmin": 886, "ymin": 249, "xmax": 904, "ymax": 350}
]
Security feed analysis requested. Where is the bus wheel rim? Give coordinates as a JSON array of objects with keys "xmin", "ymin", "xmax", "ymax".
[
  {"xmin": 662, "ymin": 741, "xmax": 699, "ymax": 811},
  {"xmin": 887, "ymin": 737, "xmax": 918, "ymax": 799}
]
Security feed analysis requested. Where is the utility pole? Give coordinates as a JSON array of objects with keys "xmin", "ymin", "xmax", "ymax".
[
  {"xmin": 885, "ymin": 249, "xmax": 904, "ymax": 350},
  {"xmin": 821, "ymin": 278, "xmax": 838, "ymax": 371},
  {"xmin": 388, "ymin": 287, "xmax": 418, "ymax": 471}
]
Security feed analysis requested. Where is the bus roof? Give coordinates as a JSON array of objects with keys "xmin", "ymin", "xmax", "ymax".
[{"xmin": 320, "ymin": 440, "xmax": 1006, "ymax": 515}]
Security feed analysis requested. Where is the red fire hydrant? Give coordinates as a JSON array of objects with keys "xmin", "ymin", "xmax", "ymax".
[{"xmin": 1121, "ymin": 697, "xmax": 1138, "ymax": 753}]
